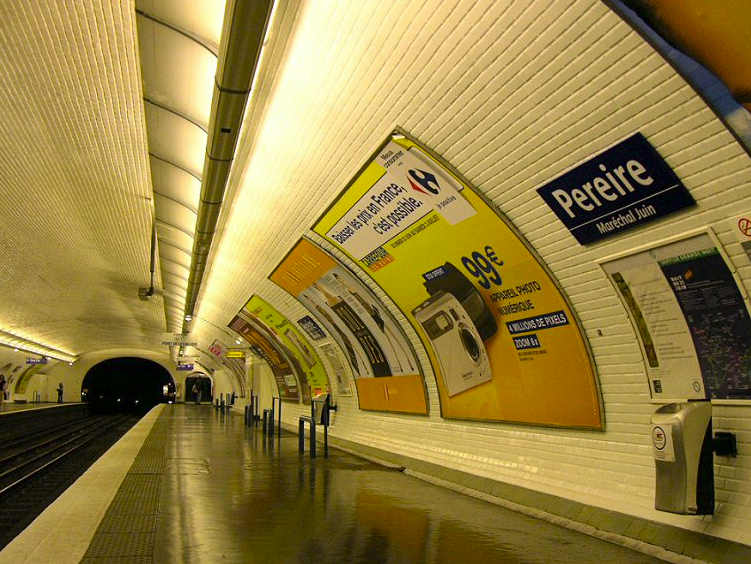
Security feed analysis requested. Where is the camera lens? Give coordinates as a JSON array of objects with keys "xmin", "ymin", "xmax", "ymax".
[{"xmin": 459, "ymin": 325, "xmax": 481, "ymax": 362}]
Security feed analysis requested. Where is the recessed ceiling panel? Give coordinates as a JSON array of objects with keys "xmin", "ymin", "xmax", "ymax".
[
  {"xmin": 137, "ymin": 0, "xmax": 225, "ymax": 48},
  {"xmin": 150, "ymin": 157, "xmax": 201, "ymax": 211},
  {"xmin": 154, "ymin": 194, "xmax": 198, "ymax": 236},
  {"xmin": 145, "ymin": 103, "xmax": 207, "ymax": 179},
  {"xmin": 137, "ymin": 16, "xmax": 216, "ymax": 128}
]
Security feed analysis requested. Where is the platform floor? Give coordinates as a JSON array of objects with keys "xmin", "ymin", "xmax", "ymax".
[
  {"xmin": 0, "ymin": 401, "xmax": 65, "ymax": 415},
  {"xmin": 1, "ymin": 404, "xmax": 669, "ymax": 564}
]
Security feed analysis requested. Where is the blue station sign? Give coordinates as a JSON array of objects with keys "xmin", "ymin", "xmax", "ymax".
[
  {"xmin": 26, "ymin": 357, "xmax": 48, "ymax": 364},
  {"xmin": 536, "ymin": 133, "xmax": 695, "ymax": 244},
  {"xmin": 176, "ymin": 362, "xmax": 194, "ymax": 371}
]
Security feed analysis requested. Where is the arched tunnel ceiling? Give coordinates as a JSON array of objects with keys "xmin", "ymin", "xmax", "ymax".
[{"xmin": 0, "ymin": 0, "xmax": 749, "ymax": 369}]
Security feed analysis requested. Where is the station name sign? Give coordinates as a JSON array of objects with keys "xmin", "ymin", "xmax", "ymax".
[
  {"xmin": 176, "ymin": 362, "xmax": 194, "ymax": 371},
  {"xmin": 26, "ymin": 357, "xmax": 48, "ymax": 364},
  {"xmin": 161, "ymin": 333, "xmax": 198, "ymax": 347},
  {"xmin": 536, "ymin": 133, "xmax": 695, "ymax": 244}
]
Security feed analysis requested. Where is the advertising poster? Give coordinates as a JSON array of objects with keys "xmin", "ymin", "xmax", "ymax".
[
  {"xmin": 229, "ymin": 313, "xmax": 302, "ymax": 402},
  {"xmin": 270, "ymin": 238, "xmax": 424, "ymax": 413},
  {"xmin": 207, "ymin": 339, "xmax": 247, "ymax": 395},
  {"xmin": 609, "ymin": 1, "xmax": 751, "ymax": 152},
  {"xmin": 602, "ymin": 232, "xmax": 751, "ymax": 400},
  {"xmin": 243, "ymin": 295, "xmax": 331, "ymax": 397},
  {"xmin": 313, "ymin": 131, "xmax": 602, "ymax": 428},
  {"xmin": 298, "ymin": 315, "xmax": 327, "ymax": 340},
  {"xmin": 319, "ymin": 342, "xmax": 353, "ymax": 396}
]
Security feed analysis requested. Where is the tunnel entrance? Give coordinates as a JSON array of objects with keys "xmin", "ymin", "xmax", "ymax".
[
  {"xmin": 81, "ymin": 357, "xmax": 174, "ymax": 414},
  {"xmin": 184, "ymin": 373, "xmax": 212, "ymax": 404}
]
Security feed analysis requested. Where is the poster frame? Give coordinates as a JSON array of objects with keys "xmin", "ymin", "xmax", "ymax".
[
  {"xmin": 312, "ymin": 127, "xmax": 604, "ymax": 429},
  {"xmin": 597, "ymin": 226, "xmax": 751, "ymax": 405},
  {"xmin": 228, "ymin": 310, "xmax": 307, "ymax": 404},
  {"xmin": 269, "ymin": 235, "xmax": 428, "ymax": 414}
]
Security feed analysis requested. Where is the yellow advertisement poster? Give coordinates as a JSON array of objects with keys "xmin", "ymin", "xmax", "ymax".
[
  {"xmin": 244, "ymin": 295, "xmax": 331, "ymax": 397},
  {"xmin": 314, "ymin": 131, "xmax": 602, "ymax": 428},
  {"xmin": 270, "ymin": 238, "xmax": 427, "ymax": 414}
]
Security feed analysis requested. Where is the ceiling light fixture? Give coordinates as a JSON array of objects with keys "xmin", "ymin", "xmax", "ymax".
[{"xmin": 0, "ymin": 329, "xmax": 77, "ymax": 363}]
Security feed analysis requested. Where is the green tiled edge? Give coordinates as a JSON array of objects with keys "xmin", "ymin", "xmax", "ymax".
[{"xmin": 325, "ymin": 435, "xmax": 751, "ymax": 564}]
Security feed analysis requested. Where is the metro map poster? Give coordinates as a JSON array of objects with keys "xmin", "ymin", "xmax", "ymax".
[{"xmin": 602, "ymin": 231, "xmax": 751, "ymax": 400}]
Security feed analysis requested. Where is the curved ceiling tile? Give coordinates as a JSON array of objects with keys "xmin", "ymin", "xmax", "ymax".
[
  {"xmin": 150, "ymin": 157, "xmax": 201, "ymax": 211},
  {"xmin": 163, "ymin": 286, "xmax": 187, "ymax": 302},
  {"xmin": 162, "ymin": 289, "xmax": 185, "ymax": 302},
  {"xmin": 144, "ymin": 103, "xmax": 206, "ymax": 178},
  {"xmin": 162, "ymin": 273, "xmax": 189, "ymax": 292},
  {"xmin": 157, "ymin": 237, "xmax": 193, "ymax": 260},
  {"xmin": 160, "ymin": 246, "xmax": 192, "ymax": 270},
  {"xmin": 154, "ymin": 193, "xmax": 199, "ymax": 235},
  {"xmin": 137, "ymin": 16, "xmax": 216, "ymax": 128},
  {"xmin": 161, "ymin": 260, "xmax": 189, "ymax": 280},
  {"xmin": 136, "ymin": 0, "xmax": 225, "ymax": 49},
  {"xmin": 156, "ymin": 221, "xmax": 194, "ymax": 253}
]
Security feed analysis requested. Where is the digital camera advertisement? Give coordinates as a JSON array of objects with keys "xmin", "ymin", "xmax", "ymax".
[
  {"xmin": 313, "ymin": 131, "xmax": 602, "ymax": 428},
  {"xmin": 270, "ymin": 238, "xmax": 426, "ymax": 414}
]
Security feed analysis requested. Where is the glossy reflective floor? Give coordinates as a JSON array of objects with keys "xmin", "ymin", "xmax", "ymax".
[{"xmin": 85, "ymin": 404, "xmax": 665, "ymax": 564}]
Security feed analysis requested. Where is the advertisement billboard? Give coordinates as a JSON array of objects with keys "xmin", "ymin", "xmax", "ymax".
[
  {"xmin": 313, "ymin": 131, "xmax": 602, "ymax": 428},
  {"xmin": 229, "ymin": 313, "xmax": 303, "ymax": 402},
  {"xmin": 270, "ymin": 238, "xmax": 425, "ymax": 413},
  {"xmin": 243, "ymin": 295, "xmax": 331, "ymax": 397}
]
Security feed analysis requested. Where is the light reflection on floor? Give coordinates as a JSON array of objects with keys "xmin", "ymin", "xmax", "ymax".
[{"xmin": 153, "ymin": 406, "xmax": 664, "ymax": 564}]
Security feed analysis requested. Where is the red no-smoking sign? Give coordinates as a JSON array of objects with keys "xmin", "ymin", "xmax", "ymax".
[{"xmin": 739, "ymin": 217, "xmax": 751, "ymax": 238}]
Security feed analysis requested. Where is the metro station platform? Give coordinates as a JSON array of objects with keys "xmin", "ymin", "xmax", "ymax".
[
  {"xmin": 0, "ymin": 401, "xmax": 65, "ymax": 415},
  {"xmin": 0, "ymin": 404, "xmax": 679, "ymax": 564}
]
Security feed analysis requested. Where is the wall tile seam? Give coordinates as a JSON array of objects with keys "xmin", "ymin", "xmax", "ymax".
[{"xmin": 332, "ymin": 430, "xmax": 656, "ymax": 473}]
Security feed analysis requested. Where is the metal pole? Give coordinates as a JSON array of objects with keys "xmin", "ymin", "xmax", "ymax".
[
  {"xmin": 299, "ymin": 418, "xmax": 305, "ymax": 452},
  {"xmin": 310, "ymin": 402, "xmax": 316, "ymax": 458}
]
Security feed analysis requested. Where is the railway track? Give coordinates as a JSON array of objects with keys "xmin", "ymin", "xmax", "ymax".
[{"xmin": 0, "ymin": 413, "xmax": 139, "ymax": 550}]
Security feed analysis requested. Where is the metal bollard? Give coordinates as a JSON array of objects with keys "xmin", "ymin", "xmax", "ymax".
[{"xmin": 298, "ymin": 416, "xmax": 315, "ymax": 458}]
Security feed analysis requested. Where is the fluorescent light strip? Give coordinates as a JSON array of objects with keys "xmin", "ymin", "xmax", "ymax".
[{"xmin": 0, "ymin": 331, "xmax": 78, "ymax": 363}]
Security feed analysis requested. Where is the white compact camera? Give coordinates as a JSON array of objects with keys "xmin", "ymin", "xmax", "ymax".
[{"xmin": 412, "ymin": 291, "xmax": 492, "ymax": 397}]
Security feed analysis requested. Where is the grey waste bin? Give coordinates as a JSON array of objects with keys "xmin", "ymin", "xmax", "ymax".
[
  {"xmin": 651, "ymin": 401, "xmax": 714, "ymax": 515},
  {"xmin": 312, "ymin": 393, "xmax": 329, "ymax": 425}
]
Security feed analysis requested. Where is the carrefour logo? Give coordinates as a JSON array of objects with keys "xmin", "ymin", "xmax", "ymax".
[{"xmin": 408, "ymin": 168, "xmax": 441, "ymax": 195}]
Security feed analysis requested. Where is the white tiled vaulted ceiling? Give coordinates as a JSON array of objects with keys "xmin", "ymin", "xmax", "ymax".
[{"xmin": 0, "ymin": 0, "xmax": 158, "ymax": 357}]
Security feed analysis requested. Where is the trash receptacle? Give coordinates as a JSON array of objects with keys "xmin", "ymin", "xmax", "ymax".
[
  {"xmin": 651, "ymin": 401, "xmax": 714, "ymax": 515},
  {"xmin": 312, "ymin": 393, "xmax": 329, "ymax": 425}
]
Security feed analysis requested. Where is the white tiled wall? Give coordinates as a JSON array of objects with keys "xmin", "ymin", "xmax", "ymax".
[{"xmin": 235, "ymin": 0, "xmax": 751, "ymax": 547}]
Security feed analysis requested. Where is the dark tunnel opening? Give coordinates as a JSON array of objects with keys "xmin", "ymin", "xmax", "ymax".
[{"xmin": 81, "ymin": 357, "xmax": 175, "ymax": 414}]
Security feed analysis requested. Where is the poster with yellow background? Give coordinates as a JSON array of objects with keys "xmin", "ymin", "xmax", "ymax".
[
  {"xmin": 244, "ymin": 295, "xmax": 331, "ymax": 397},
  {"xmin": 314, "ymin": 131, "xmax": 602, "ymax": 428}
]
